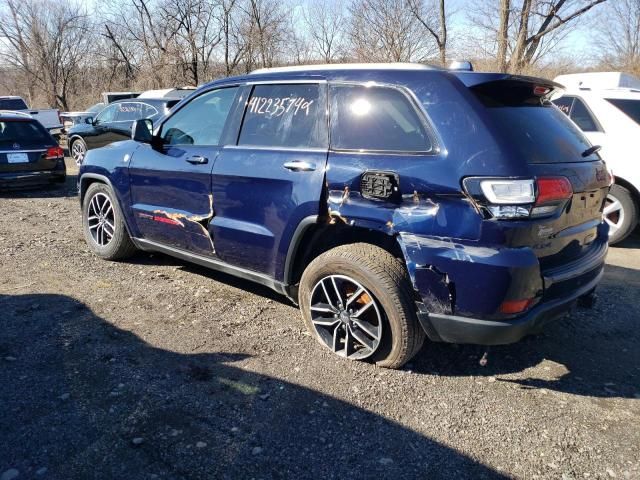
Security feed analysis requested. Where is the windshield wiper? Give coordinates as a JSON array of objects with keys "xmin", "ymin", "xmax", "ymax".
[{"xmin": 582, "ymin": 145, "xmax": 602, "ymax": 157}]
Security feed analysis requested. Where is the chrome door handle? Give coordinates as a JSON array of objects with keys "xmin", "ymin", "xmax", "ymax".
[
  {"xmin": 186, "ymin": 155, "xmax": 208, "ymax": 165},
  {"xmin": 283, "ymin": 161, "xmax": 316, "ymax": 172}
]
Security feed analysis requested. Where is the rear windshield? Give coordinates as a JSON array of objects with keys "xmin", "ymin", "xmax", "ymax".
[
  {"xmin": 0, "ymin": 120, "xmax": 52, "ymax": 147},
  {"xmin": 606, "ymin": 98, "xmax": 640, "ymax": 125},
  {"xmin": 473, "ymin": 81, "xmax": 597, "ymax": 164},
  {"xmin": 0, "ymin": 98, "xmax": 28, "ymax": 110}
]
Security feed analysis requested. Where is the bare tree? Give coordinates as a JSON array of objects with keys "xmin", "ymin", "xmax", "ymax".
[
  {"xmin": 0, "ymin": 0, "xmax": 92, "ymax": 109},
  {"xmin": 220, "ymin": 0, "xmax": 245, "ymax": 75},
  {"xmin": 303, "ymin": 0, "xmax": 346, "ymax": 63},
  {"xmin": 348, "ymin": 0, "xmax": 437, "ymax": 62},
  {"xmin": 596, "ymin": 0, "xmax": 640, "ymax": 76},
  {"xmin": 162, "ymin": 0, "xmax": 222, "ymax": 86},
  {"xmin": 496, "ymin": 0, "xmax": 510, "ymax": 72},
  {"xmin": 470, "ymin": 0, "xmax": 608, "ymax": 73},
  {"xmin": 239, "ymin": 0, "xmax": 289, "ymax": 71},
  {"xmin": 407, "ymin": 0, "xmax": 448, "ymax": 66}
]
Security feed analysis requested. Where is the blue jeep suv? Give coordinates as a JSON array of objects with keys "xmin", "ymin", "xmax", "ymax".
[{"xmin": 78, "ymin": 63, "xmax": 610, "ymax": 369}]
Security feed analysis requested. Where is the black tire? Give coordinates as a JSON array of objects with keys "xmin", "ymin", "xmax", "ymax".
[
  {"xmin": 606, "ymin": 184, "xmax": 638, "ymax": 245},
  {"xmin": 70, "ymin": 137, "xmax": 87, "ymax": 166},
  {"xmin": 299, "ymin": 243, "xmax": 425, "ymax": 369},
  {"xmin": 82, "ymin": 182, "xmax": 136, "ymax": 260}
]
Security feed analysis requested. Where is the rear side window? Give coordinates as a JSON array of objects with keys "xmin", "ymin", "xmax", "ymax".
[
  {"xmin": 95, "ymin": 104, "xmax": 118, "ymax": 124},
  {"xmin": 0, "ymin": 120, "xmax": 51, "ymax": 147},
  {"xmin": 473, "ymin": 81, "xmax": 596, "ymax": 163},
  {"xmin": 161, "ymin": 87, "xmax": 238, "ymax": 146},
  {"xmin": 0, "ymin": 98, "xmax": 28, "ymax": 110},
  {"xmin": 115, "ymin": 102, "xmax": 158, "ymax": 122},
  {"xmin": 569, "ymin": 98, "xmax": 600, "ymax": 132},
  {"xmin": 238, "ymin": 84, "xmax": 326, "ymax": 149},
  {"xmin": 330, "ymin": 85, "xmax": 430, "ymax": 152},
  {"xmin": 606, "ymin": 98, "xmax": 640, "ymax": 125},
  {"xmin": 552, "ymin": 96, "xmax": 573, "ymax": 115}
]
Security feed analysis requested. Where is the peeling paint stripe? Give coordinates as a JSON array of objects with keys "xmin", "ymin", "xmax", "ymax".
[{"xmin": 152, "ymin": 215, "xmax": 183, "ymax": 226}]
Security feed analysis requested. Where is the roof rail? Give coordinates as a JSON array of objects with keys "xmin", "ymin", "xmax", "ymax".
[
  {"xmin": 0, "ymin": 110, "xmax": 32, "ymax": 118},
  {"xmin": 250, "ymin": 63, "xmax": 437, "ymax": 74}
]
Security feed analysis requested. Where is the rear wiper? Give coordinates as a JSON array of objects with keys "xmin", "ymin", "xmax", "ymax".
[{"xmin": 582, "ymin": 145, "xmax": 602, "ymax": 157}]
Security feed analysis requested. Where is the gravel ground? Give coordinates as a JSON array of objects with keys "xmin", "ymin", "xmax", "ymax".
[{"xmin": 1, "ymin": 159, "xmax": 639, "ymax": 480}]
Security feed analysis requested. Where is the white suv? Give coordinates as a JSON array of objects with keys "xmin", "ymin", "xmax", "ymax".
[{"xmin": 553, "ymin": 72, "xmax": 640, "ymax": 244}]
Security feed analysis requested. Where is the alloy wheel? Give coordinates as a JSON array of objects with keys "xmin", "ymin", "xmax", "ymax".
[
  {"xmin": 71, "ymin": 141, "xmax": 85, "ymax": 165},
  {"xmin": 604, "ymin": 193, "xmax": 625, "ymax": 239},
  {"xmin": 87, "ymin": 192, "xmax": 115, "ymax": 247},
  {"xmin": 309, "ymin": 274, "xmax": 383, "ymax": 360}
]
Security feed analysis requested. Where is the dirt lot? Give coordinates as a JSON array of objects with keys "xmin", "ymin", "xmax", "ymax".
[{"xmin": 1, "ymin": 159, "xmax": 639, "ymax": 480}]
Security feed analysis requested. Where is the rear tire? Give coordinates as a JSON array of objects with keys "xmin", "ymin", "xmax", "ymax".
[
  {"xmin": 605, "ymin": 184, "xmax": 638, "ymax": 245},
  {"xmin": 70, "ymin": 138, "xmax": 87, "ymax": 166},
  {"xmin": 82, "ymin": 182, "xmax": 136, "ymax": 261},
  {"xmin": 299, "ymin": 243, "xmax": 424, "ymax": 369}
]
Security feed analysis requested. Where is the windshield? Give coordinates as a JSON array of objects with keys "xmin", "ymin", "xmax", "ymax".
[
  {"xmin": 87, "ymin": 103, "xmax": 104, "ymax": 113},
  {"xmin": 606, "ymin": 98, "xmax": 640, "ymax": 125},
  {"xmin": 0, "ymin": 120, "xmax": 52, "ymax": 147},
  {"xmin": 0, "ymin": 98, "xmax": 28, "ymax": 110}
]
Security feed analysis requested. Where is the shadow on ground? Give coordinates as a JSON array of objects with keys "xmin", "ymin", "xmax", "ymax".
[
  {"xmin": 0, "ymin": 293, "xmax": 506, "ymax": 480},
  {"xmin": 410, "ymin": 263, "xmax": 640, "ymax": 399},
  {"xmin": 118, "ymin": 247, "xmax": 640, "ymax": 401}
]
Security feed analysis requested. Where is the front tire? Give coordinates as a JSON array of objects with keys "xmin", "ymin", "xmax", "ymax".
[
  {"xmin": 299, "ymin": 243, "xmax": 425, "ymax": 369},
  {"xmin": 605, "ymin": 184, "xmax": 638, "ymax": 245},
  {"xmin": 82, "ymin": 182, "xmax": 136, "ymax": 260}
]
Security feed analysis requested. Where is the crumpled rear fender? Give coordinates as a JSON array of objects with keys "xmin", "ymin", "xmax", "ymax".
[{"xmin": 397, "ymin": 232, "xmax": 542, "ymax": 318}]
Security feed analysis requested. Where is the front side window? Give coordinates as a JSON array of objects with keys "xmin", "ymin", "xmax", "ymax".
[
  {"xmin": 569, "ymin": 98, "xmax": 599, "ymax": 132},
  {"xmin": 238, "ymin": 84, "xmax": 326, "ymax": 149},
  {"xmin": 161, "ymin": 87, "xmax": 238, "ymax": 146},
  {"xmin": 606, "ymin": 98, "xmax": 640, "ymax": 125},
  {"xmin": 95, "ymin": 104, "xmax": 118, "ymax": 124},
  {"xmin": 330, "ymin": 85, "xmax": 431, "ymax": 152}
]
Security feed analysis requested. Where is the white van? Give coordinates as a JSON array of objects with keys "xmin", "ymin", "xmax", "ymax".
[{"xmin": 553, "ymin": 72, "xmax": 640, "ymax": 244}]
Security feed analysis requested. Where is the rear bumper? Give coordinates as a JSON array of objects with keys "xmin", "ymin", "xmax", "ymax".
[
  {"xmin": 0, "ymin": 168, "xmax": 66, "ymax": 188},
  {"xmin": 418, "ymin": 260, "xmax": 604, "ymax": 345}
]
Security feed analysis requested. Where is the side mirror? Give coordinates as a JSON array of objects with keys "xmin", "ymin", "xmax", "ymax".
[
  {"xmin": 132, "ymin": 118, "xmax": 154, "ymax": 144},
  {"xmin": 85, "ymin": 116, "xmax": 94, "ymax": 125}
]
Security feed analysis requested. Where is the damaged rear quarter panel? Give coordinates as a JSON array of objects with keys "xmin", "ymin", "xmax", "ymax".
[{"xmin": 324, "ymin": 73, "xmax": 542, "ymax": 318}]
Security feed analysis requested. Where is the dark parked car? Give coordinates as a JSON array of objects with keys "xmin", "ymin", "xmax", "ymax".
[
  {"xmin": 67, "ymin": 98, "xmax": 180, "ymax": 165},
  {"xmin": 0, "ymin": 112, "xmax": 65, "ymax": 188},
  {"xmin": 78, "ymin": 64, "xmax": 610, "ymax": 369}
]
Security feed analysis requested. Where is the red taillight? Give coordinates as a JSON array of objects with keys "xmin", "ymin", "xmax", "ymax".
[
  {"xmin": 46, "ymin": 146, "xmax": 64, "ymax": 160},
  {"xmin": 535, "ymin": 177, "xmax": 573, "ymax": 205},
  {"xmin": 499, "ymin": 298, "xmax": 534, "ymax": 314}
]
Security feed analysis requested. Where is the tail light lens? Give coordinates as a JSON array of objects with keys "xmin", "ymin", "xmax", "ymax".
[
  {"xmin": 535, "ymin": 177, "xmax": 573, "ymax": 205},
  {"xmin": 464, "ymin": 176, "xmax": 573, "ymax": 219},
  {"xmin": 480, "ymin": 179, "xmax": 535, "ymax": 204},
  {"xmin": 46, "ymin": 146, "xmax": 64, "ymax": 160},
  {"xmin": 499, "ymin": 298, "xmax": 534, "ymax": 314}
]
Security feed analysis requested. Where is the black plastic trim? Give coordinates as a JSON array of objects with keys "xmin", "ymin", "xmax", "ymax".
[
  {"xmin": 133, "ymin": 237, "xmax": 290, "ymax": 299},
  {"xmin": 283, "ymin": 215, "xmax": 319, "ymax": 285},
  {"xmin": 421, "ymin": 266, "xmax": 604, "ymax": 345}
]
